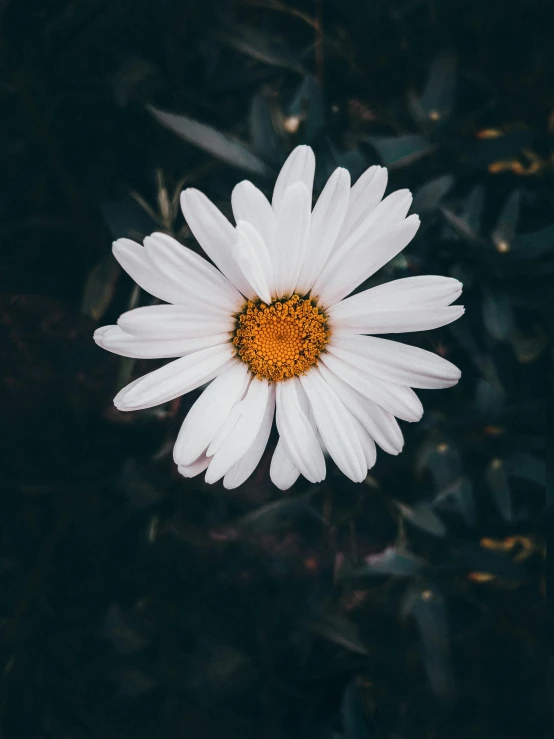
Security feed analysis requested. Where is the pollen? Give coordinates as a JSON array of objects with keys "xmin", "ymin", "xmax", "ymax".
[{"xmin": 233, "ymin": 295, "xmax": 329, "ymax": 382}]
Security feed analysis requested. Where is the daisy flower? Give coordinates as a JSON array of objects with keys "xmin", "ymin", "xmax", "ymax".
[{"xmin": 94, "ymin": 146, "xmax": 464, "ymax": 490}]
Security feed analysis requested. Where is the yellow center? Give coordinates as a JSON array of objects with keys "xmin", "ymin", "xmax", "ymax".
[{"xmin": 233, "ymin": 295, "xmax": 329, "ymax": 381}]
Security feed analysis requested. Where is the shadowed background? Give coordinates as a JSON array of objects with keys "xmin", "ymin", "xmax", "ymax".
[{"xmin": 0, "ymin": 0, "xmax": 550, "ymax": 737}]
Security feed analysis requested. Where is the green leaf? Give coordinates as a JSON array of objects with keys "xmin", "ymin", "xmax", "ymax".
[
  {"xmin": 417, "ymin": 51, "xmax": 457, "ymax": 125},
  {"xmin": 81, "ymin": 254, "xmax": 120, "ymax": 321},
  {"xmin": 509, "ymin": 329, "xmax": 548, "ymax": 363},
  {"xmin": 503, "ymin": 453, "xmax": 546, "ymax": 487},
  {"xmin": 463, "ymin": 130, "xmax": 534, "ymax": 171},
  {"xmin": 308, "ymin": 612, "xmax": 369, "ymax": 656},
  {"xmin": 342, "ymin": 681, "xmax": 374, "ymax": 739},
  {"xmin": 492, "ymin": 190, "xmax": 520, "ymax": 251},
  {"xmin": 404, "ymin": 585, "xmax": 454, "ymax": 699},
  {"xmin": 511, "ymin": 224, "xmax": 554, "ymax": 261},
  {"xmin": 482, "ymin": 290, "xmax": 515, "ymax": 341},
  {"xmin": 216, "ymin": 25, "xmax": 304, "ymax": 72},
  {"xmin": 475, "ymin": 378, "xmax": 504, "ymax": 418},
  {"xmin": 397, "ymin": 502, "xmax": 446, "ymax": 537},
  {"xmin": 288, "ymin": 74, "xmax": 325, "ymax": 143},
  {"xmin": 462, "ymin": 185, "xmax": 485, "ymax": 233},
  {"xmin": 434, "ymin": 477, "xmax": 476, "ymax": 527},
  {"xmin": 249, "ymin": 91, "xmax": 283, "ymax": 165},
  {"xmin": 448, "ymin": 320, "xmax": 503, "ymax": 388},
  {"xmin": 148, "ymin": 105, "xmax": 271, "ymax": 176},
  {"xmin": 233, "ymin": 491, "xmax": 315, "ymax": 532},
  {"xmin": 441, "ymin": 207, "xmax": 481, "ymax": 243},
  {"xmin": 485, "ymin": 459, "xmax": 512, "ymax": 520},
  {"xmin": 345, "ymin": 547, "xmax": 426, "ymax": 578},
  {"xmin": 443, "ymin": 543, "xmax": 525, "ymax": 579},
  {"xmin": 412, "ymin": 175, "xmax": 454, "ymax": 214},
  {"xmin": 365, "ymin": 135, "xmax": 435, "ymax": 168}
]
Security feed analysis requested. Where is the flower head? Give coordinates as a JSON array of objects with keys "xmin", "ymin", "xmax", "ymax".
[{"xmin": 95, "ymin": 146, "xmax": 464, "ymax": 489}]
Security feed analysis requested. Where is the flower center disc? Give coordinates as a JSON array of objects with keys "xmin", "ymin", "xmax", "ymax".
[{"xmin": 233, "ymin": 295, "xmax": 329, "ymax": 381}]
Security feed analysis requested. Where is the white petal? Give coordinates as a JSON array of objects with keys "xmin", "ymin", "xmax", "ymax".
[
  {"xmin": 223, "ymin": 385, "xmax": 276, "ymax": 489},
  {"xmin": 312, "ymin": 215, "xmax": 421, "ymax": 307},
  {"xmin": 275, "ymin": 379, "xmax": 325, "ymax": 483},
  {"xmin": 334, "ymin": 276, "xmax": 463, "ymax": 312},
  {"xmin": 330, "ymin": 305, "xmax": 465, "ymax": 334},
  {"xmin": 233, "ymin": 222, "xmax": 274, "ymax": 303},
  {"xmin": 113, "ymin": 343, "xmax": 235, "ymax": 411},
  {"xmin": 295, "ymin": 168, "xmax": 351, "ymax": 295},
  {"xmin": 94, "ymin": 325, "xmax": 230, "ymax": 359},
  {"xmin": 300, "ymin": 368, "xmax": 367, "ymax": 483},
  {"xmin": 180, "ymin": 188, "xmax": 255, "ymax": 298},
  {"xmin": 143, "ymin": 232, "xmax": 243, "ymax": 314},
  {"xmin": 351, "ymin": 415, "xmax": 377, "ymax": 470},
  {"xmin": 273, "ymin": 183, "xmax": 311, "ymax": 297},
  {"xmin": 328, "ymin": 334, "xmax": 461, "ymax": 389},
  {"xmin": 328, "ymin": 275, "xmax": 463, "ymax": 333},
  {"xmin": 112, "ymin": 238, "xmax": 188, "ymax": 305},
  {"xmin": 118, "ymin": 304, "xmax": 235, "ymax": 339},
  {"xmin": 318, "ymin": 362, "xmax": 404, "ymax": 454},
  {"xmin": 269, "ymin": 440, "xmax": 300, "ymax": 490},
  {"xmin": 333, "ymin": 189, "xmax": 413, "ymax": 266},
  {"xmin": 232, "ymin": 181, "xmax": 276, "ymax": 249},
  {"xmin": 205, "ymin": 377, "xmax": 270, "ymax": 483},
  {"xmin": 178, "ymin": 455, "xmax": 210, "ymax": 478},
  {"xmin": 272, "ymin": 145, "xmax": 315, "ymax": 211},
  {"xmin": 336, "ymin": 165, "xmax": 388, "ymax": 247},
  {"xmin": 173, "ymin": 361, "xmax": 250, "ymax": 466},
  {"xmin": 320, "ymin": 352, "xmax": 423, "ymax": 422}
]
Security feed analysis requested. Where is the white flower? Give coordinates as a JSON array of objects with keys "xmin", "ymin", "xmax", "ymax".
[{"xmin": 95, "ymin": 146, "xmax": 464, "ymax": 490}]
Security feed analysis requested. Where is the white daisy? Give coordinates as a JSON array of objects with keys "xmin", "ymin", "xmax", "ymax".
[{"xmin": 94, "ymin": 146, "xmax": 464, "ymax": 490}]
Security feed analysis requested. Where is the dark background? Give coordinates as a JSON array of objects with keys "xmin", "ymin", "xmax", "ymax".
[{"xmin": 0, "ymin": 0, "xmax": 550, "ymax": 737}]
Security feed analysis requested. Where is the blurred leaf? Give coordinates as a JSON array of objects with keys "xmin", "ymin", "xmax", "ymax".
[
  {"xmin": 463, "ymin": 130, "xmax": 534, "ymax": 170},
  {"xmin": 103, "ymin": 604, "xmax": 147, "ymax": 655},
  {"xmin": 462, "ymin": 185, "xmax": 485, "ymax": 233},
  {"xmin": 448, "ymin": 320, "xmax": 502, "ymax": 387},
  {"xmin": 111, "ymin": 56, "xmax": 155, "ymax": 107},
  {"xmin": 81, "ymin": 254, "xmax": 119, "ymax": 321},
  {"xmin": 148, "ymin": 105, "xmax": 271, "ymax": 176},
  {"xmin": 419, "ymin": 440, "xmax": 461, "ymax": 489},
  {"xmin": 492, "ymin": 190, "xmax": 520, "ymax": 250},
  {"xmin": 486, "ymin": 459, "xmax": 512, "ymax": 520},
  {"xmin": 475, "ymin": 378, "xmax": 505, "ymax": 418},
  {"xmin": 503, "ymin": 453, "xmax": 546, "ymax": 487},
  {"xmin": 309, "ymin": 612, "xmax": 369, "ymax": 656},
  {"xmin": 482, "ymin": 289, "xmax": 515, "ymax": 341},
  {"xmin": 511, "ymin": 224, "xmax": 554, "ymax": 261},
  {"xmin": 397, "ymin": 502, "xmax": 446, "ymax": 537},
  {"xmin": 288, "ymin": 74, "xmax": 325, "ymax": 143},
  {"xmin": 216, "ymin": 25, "xmax": 303, "ymax": 71},
  {"xmin": 329, "ymin": 144, "xmax": 367, "ymax": 180},
  {"xmin": 100, "ymin": 197, "xmax": 158, "ymax": 239},
  {"xmin": 441, "ymin": 207, "xmax": 481, "ymax": 243},
  {"xmin": 412, "ymin": 175, "xmax": 454, "ymax": 214},
  {"xmin": 404, "ymin": 585, "xmax": 454, "ymax": 699},
  {"xmin": 345, "ymin": 547, "xmax": 426, "ymax": 578},
  {"xmin": 342, "ymin": 681, "xmax": 373, "ymax": 739},
  {"xmin": 434, "ymin": 478, "xmax": 476, "ymax": 527},
  {"xmin": 116, "ymin": 669, "xmax": 155, "ymax": 697},
  {"xmin": 234, "ymin": 491, "xmax": 315, "ymax": 532},
  {"xmin": 249, "ymin": 91, "xmax": 283, "ymax": 165},
  {"xmin": 509, "ymin": 328, "xmax": 548, "ymax": 363},
  {"xmin": 414, "ymin": 51, "xmax": 457, "ymax": 126},
  {"xmin": 443, "ymin": 542, "xmax": 525, "ymax": 579},
  {"xmin": 365, "ymin": 135, "xmax": 435, "ymax": 168},
  {"xmin": 118, "ymin": 458, "xmax": 163, "ymax": 509}
]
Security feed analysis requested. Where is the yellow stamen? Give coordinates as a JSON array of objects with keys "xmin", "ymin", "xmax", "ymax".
[{"xmin": 233, "ymin": 295, "xmax": 329, "ymax": 381}]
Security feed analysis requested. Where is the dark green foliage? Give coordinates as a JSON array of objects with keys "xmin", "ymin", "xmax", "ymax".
[{"xmin": 0, "ymin": 0, "xmax": 549, "ymax": 737}]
